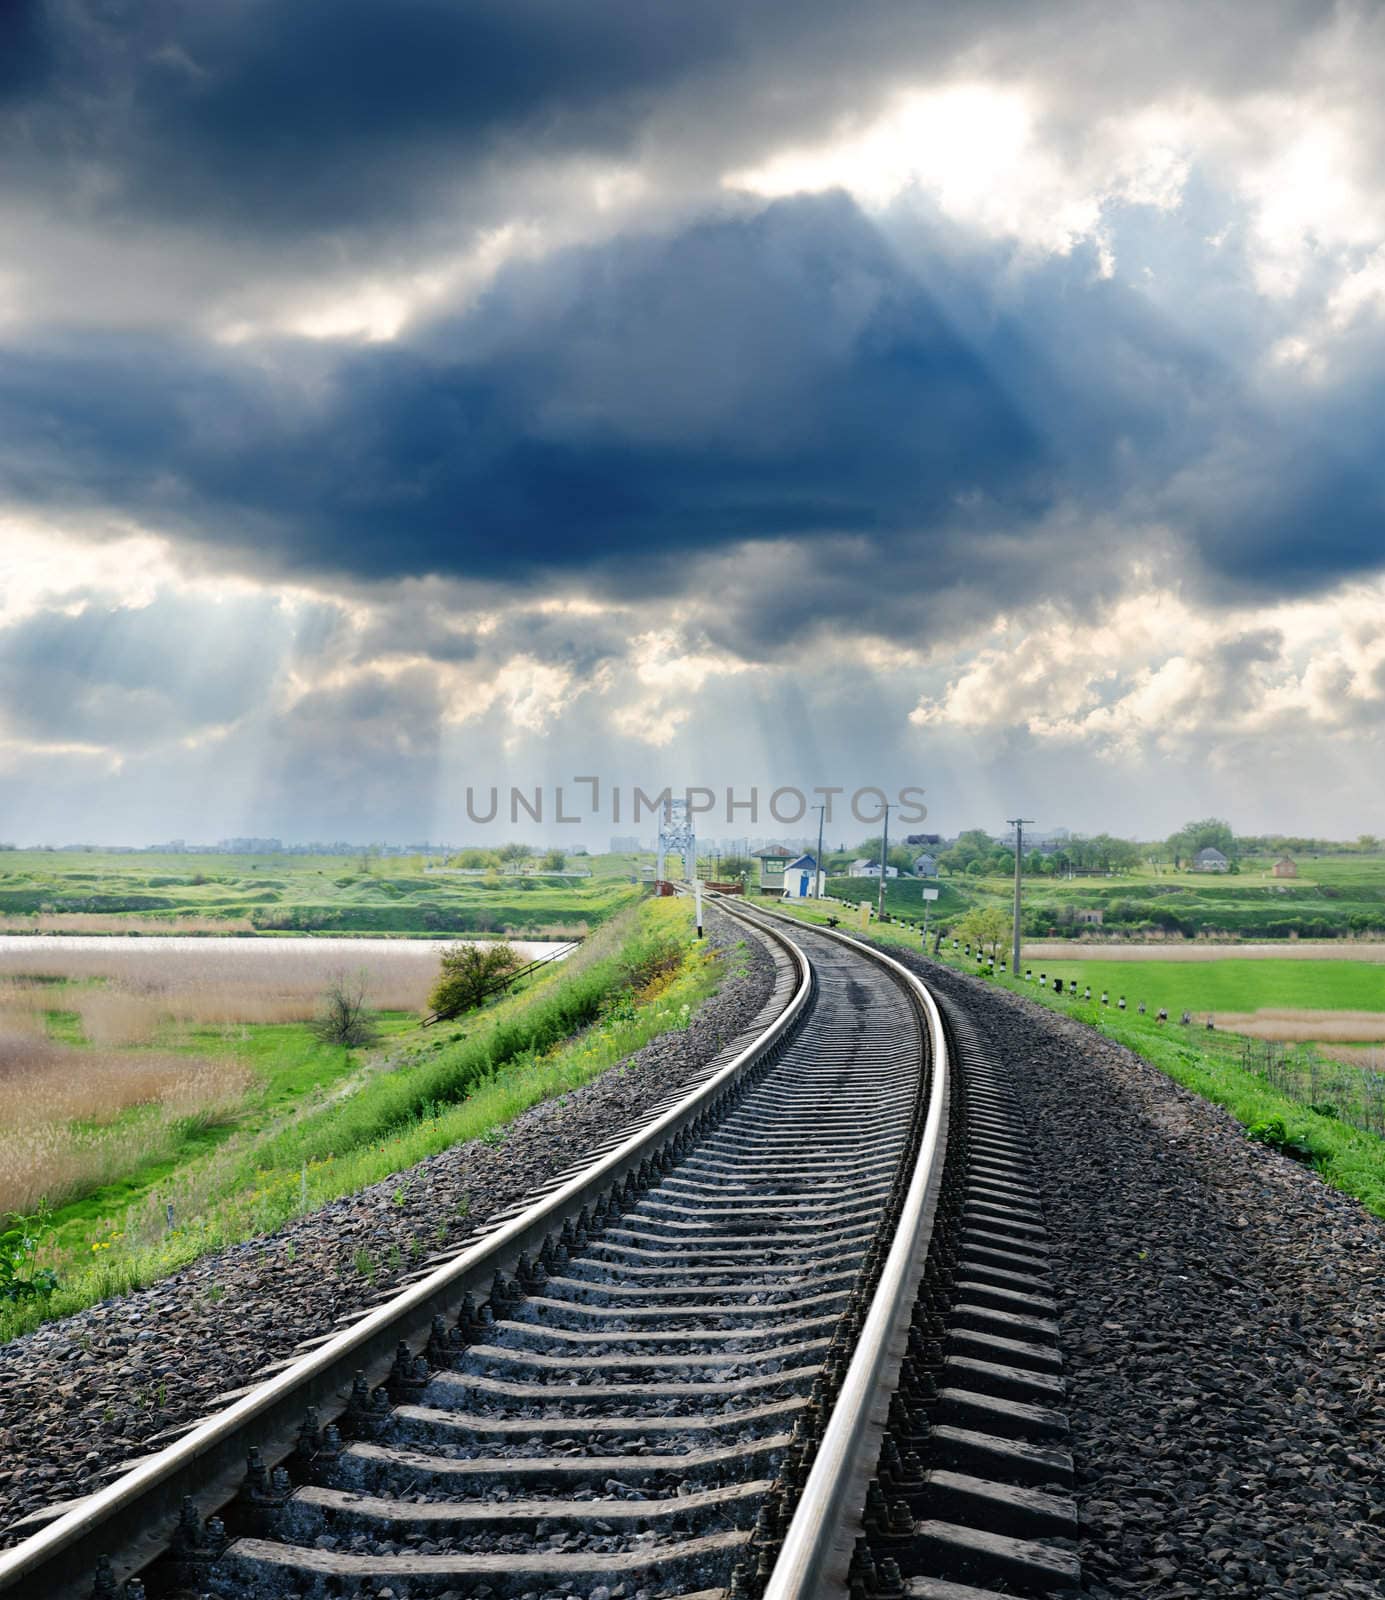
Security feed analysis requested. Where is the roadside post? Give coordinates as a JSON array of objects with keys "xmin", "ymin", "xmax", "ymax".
[
  {"xmin": 922, "ymin": 885, "xmax": 939, "ymax": 946},
  {"xmin": 694, "ymin": 877, "xmax": 704, "ymax": 938}
]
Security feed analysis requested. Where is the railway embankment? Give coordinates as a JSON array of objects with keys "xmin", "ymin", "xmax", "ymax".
[{"xmin": 902, "ymin": 952, "xmax": 1384, "ymax": 1600}]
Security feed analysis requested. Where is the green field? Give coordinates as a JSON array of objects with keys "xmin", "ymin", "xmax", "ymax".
[
  {"xmin": 7, "ymin": 847, "xmax": 1385, "ymax": 941},
  {"xmin": 0, "ymin": 849, "xmax": 642, "ymax": 936},
  {"xmin": 1013, "ymin": 958, "xmax": 1385, "ymax": 1021},
  {"xmin": 819, "ymin": 853, "xmax": 1385, "ymax": 942}
]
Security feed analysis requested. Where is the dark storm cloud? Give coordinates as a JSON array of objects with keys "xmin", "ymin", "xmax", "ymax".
[
  {"xmin": 11, "ymin": 187, "xmax": 1377, "ymax": 658},
  {"xmin": 0, "ymin": 0, "xmax": 736, "ymax": 230},
  {"xmin": 0, "ymin": 198, "xmax": 1052, "ymax": 594},
  {"xmin": 0, "ymin": 0, "xmax": 54, "ymax": 100},
  {"xmin": 1168, "ymin": 374, "xmax": 1385, "ymax": 597},
  {"xmin": 0, "ymin": 1, "xmax": 1353, "ymax": 242}
]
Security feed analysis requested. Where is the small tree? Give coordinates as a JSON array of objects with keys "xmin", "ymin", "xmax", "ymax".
[
  {"xmin": 956, "ymin": 907, "xmax": 1011, "ymax": 960},
  {"xmin": 498, "ymin": 842, "xmax": 533, "ymax": 873},
  {"xmin": 310, "ymin": 970, "xmax": 380, "ymax": 1048},
  {"xmin": 450, "ymin": 848, "xmax": 500, "ymax": 869},
  {"xmin": 429, "ymin": 942, "xmax": 524, "ymax": 1020},
  {"xmin": 542, "ymin": 848, "xmax": 567, "ymax": 872}
]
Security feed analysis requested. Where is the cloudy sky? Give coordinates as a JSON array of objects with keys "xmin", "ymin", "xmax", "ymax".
[{"xmin": 2, "ymin": 0, "xmax": 1383, "ymax": 845}]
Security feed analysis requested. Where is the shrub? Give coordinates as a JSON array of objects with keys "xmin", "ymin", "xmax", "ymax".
[
  {"xmin": 1247, "ymin": 1116, "xmax": 1317, "ymax": 1164},
  {"xmin": 0, "ymin": 1205, "xmax": 58, "ymax": 1304},
  {"xmin": 309, "ymin": 970, "xmax": 381, "ymax": 1048},
  {"xmin": 428, "ymin": 942, "xmax": 524, "ymax": 1020}
]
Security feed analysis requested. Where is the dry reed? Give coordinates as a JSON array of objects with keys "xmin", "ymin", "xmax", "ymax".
[
  {"xmin": 0, "ymin": 1029, "xmax": 251, "ymax": 1213},
  {"xmin": 73, "ymin": 989, "xmax": 164, "ymax": 1047},
  {"xmin": 1322, "ymin": 1044, "xmax": 1385, "ymax": 1072},
  {"xmin": 1022, "ymin": 941, "xmax": 1385, "ymax": 962},
  {"xmin": 1212, "ymin": 1009, "xmax": 1385, "ymax": 1042},
  {"xmin": 0, "ymin": 943, "xmax": 442, "ymax": 1032}
]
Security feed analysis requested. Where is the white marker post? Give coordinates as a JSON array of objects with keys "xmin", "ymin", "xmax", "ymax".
[
  {"xmin": 694, "ymin": 877, "xmax": 704, "ymax": 939},
  {"xmin": 922, "ymin": 885, "xmax": 939, "ymax": 945}
]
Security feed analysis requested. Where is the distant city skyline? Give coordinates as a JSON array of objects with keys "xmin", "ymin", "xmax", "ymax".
[{"xmin": 2, "ymin": 819, "xmax": 1373, "ymax": 856}]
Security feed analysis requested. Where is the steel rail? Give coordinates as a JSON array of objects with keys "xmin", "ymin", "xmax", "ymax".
[
  {"xmin": 0, "ymin": 909, "xmax": 813, "ymax": 1600},
  {"xmin": 723, "ymin": 900, "xmax": 952, "ymax": 1600}
]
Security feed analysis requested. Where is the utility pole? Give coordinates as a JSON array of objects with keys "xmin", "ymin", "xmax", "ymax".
[
  {"xmin": 877, "ymin": 804, "xmax": 892, "ymax": 923},
  {"xmin": 1007, "ymin": 817, "xmax": 1034, "ymax": 977},
  {"xmin": 812, "ymin": 803, "xmax": 826, "ymax": 898}
]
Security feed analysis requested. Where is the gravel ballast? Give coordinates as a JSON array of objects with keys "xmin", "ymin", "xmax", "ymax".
[
  {"xmin": 892, "ymin": 949, "xmax": 1384, "ymax": 1600},
  {"xmin": 0, "ymin": 909, "xmax": 777, "ymax": 1545}
]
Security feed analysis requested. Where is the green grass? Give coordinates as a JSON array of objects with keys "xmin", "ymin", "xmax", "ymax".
[
  {"xmin": 0, "ymin": 849, "xmax": 642, "ymax": 935},
  {"xmin": 1014, "ymin": 959, "xmax": 1385, "ymax": 1019},
  {"xmin": 3, "ymin": 896, "xmax": 724, "ymax": 1344},
  {"xmin": 1058, "ymin": 1005, "xmax": 1385, "ymax": 1216},
  {"xmin": 823, "ymin": 877, "xmax": 971, "ymax": 921},
  {"xmin": 814, "ymin": 853, "xmax": 1385, "ymax": 941}
]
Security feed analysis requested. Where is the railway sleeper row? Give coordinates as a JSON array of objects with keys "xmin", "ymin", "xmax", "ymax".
[
  {"xmin": 840, "ymin": 994, "xmax": 1081, "ymax": 1600},
  {"xmin": 89, "ymin": 919, "xmax": 936, "ymax": 1600}
]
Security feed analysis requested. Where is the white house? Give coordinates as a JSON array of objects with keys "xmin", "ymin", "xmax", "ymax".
[
  {"xmin": 781, "ymin": 855, "xmax": 822, "ymax": 898},
  {"xmin": 1194, "ymin": 847, "xmax": 1230, "ymax": 872},
  {"xmin": 849, "ymin": 859, "xmax": 899, "ymax": 879},
  {"xmin": 913, "ymin": 852, "xmax": 938, "ymax": 877}
]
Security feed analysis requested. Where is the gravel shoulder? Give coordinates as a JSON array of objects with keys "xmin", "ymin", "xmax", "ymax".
[
  {"xmin": 0, "ymin": 908, "xmax": 776, "ymax": 1544},
  {"xmin": 893, "ymin": 949, "xmax": 1385, "ymax": 1600}
]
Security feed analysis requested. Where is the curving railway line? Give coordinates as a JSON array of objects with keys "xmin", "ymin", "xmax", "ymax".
[{"xmin": 0, "ymin": 899, "xmax": 1078, "ymax": 1600}]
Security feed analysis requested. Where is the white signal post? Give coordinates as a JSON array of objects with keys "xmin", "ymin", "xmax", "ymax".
[
  {"xmin": 693, "ymin": 877, "xmax": 704, "ymax": 939},
  {"xmin": 922, "ymin": 885, "xmax": 939, "ymax": 946}
]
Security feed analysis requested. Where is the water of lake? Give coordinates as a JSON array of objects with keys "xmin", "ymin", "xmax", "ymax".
[{"xmin": 0, "ymin": 935, "xmax": 571, "ymax": 960}]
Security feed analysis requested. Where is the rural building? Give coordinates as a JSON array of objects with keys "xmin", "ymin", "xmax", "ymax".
[
  {"xmin": 1073, "ymin": 908, "xmax": 1104, "ymax": 926},
  {"xmin": 1273, "ymin": 856, "xmax": 1298, "ymax": 878},
  {"xmin": 781, "ymin": 855, "xmax": 821, "ymax": 898},
  {"xmin": 913, "ymin": 852, "xmax": 938, "ymax": 877},
  {"xmin": 754, "ymin": 845, "xmax": 795, "ymax": 892},
  {"xmin": 1194, "ymin": 847, "xmax": 1230, "ymax": 872},
  {"xmin": 849, "ymin": 859, "xmax": 899, "ymax": 879}
]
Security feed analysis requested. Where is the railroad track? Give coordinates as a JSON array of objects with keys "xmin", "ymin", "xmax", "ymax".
[{"xmin": 0, "ymin": 899, "xmax": 1079, "ymax": 1600}]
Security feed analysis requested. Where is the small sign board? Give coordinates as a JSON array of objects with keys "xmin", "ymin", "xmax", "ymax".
[{"xmin": 921, "ymin": 888, "xmax": 939, "ymax": 901}]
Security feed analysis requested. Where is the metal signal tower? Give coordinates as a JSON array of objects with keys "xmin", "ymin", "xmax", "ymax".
[{"xmin": 656, "ymin": 796, "xmax": 696, "ymax": 886}]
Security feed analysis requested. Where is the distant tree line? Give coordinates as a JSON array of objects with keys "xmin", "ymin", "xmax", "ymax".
[{"xmin": 446, "ymin": 845, "xmax": 568, "ymax": 872}]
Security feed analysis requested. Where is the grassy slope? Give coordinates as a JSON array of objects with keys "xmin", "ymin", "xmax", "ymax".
[
  {"xmin": 772, "ymin": 901, "xmax": 1385, "ymax": 1219},
  {"xmin": 3, "ymin": 897, "xmax": 725, "ymax": 1342},
  {"xmin": 0, "ymin": 850, "xmax": 643, "ymax": 935}
]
